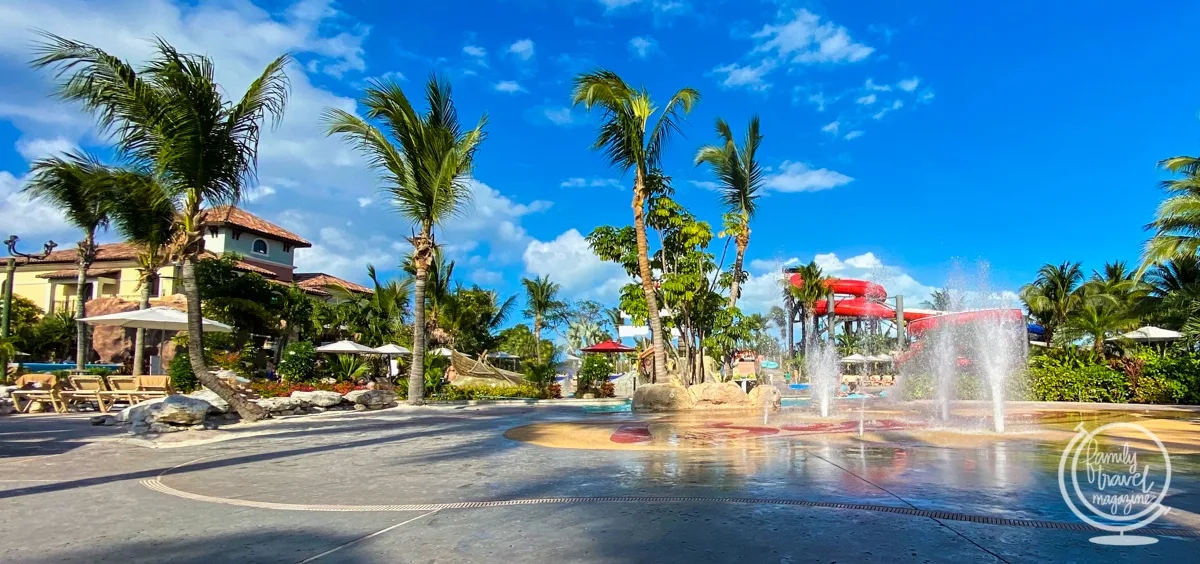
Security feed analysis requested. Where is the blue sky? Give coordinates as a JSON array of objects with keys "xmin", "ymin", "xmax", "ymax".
[{"xmin": 1, "ymin": 0, "xmax": 1197, "ymax": 316}]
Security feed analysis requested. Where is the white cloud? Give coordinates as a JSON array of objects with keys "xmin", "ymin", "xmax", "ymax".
[
  {"xmin": 764, "ymin": 161, "xmax": 853, "ymax": 193},
  {"xmin": 244, "ymin": 185, "xmax": 277, "ymax": 202},
  {"xmin": 628, "ymin": 36, "xmax": 657, "ymax": 59},
  {"xmin": 523, "ymin": 228, "xmax": 628, "ymax": 299},
  {"xmin": 463, "ymin": 44, "xmax": 487, "ymax": 57},
  {"xmin": 0, "ymin": 170, "xmax": 71, "ymax": 236},
  {"xmin": 689, "ymin": 180, "xmax": 721, "ymax": 191},
  {"xmin": 596, "ymin": 0, "xmax": 641, "ymax": 10},
  {"xmin": 561, "ymin": 177, "xmax": 622, "ymax": 189},
  {"xmin": 507, "ymin": 39, "xmax": 535, "ymax": 60},
  {"xmin": 494, "ymin": 80, "xmax": 524, "ymax": 93},
  {"xmin": 292, "ymin": 225, "xmax": 394, "ymax": 282},
  {"xmin": 806, "ymin": 91, "xmax": 829, "ymax": 111},
  {"xmin": 856, "ymin": 93, "xmax": 877, "ymax": 105},
  {"xmin": 541, "ymin": 106, "xmax": 577, "ymax": 126},
  {"xmin": 753, "ymin": 9, "xmax": 873, "ymax": 65},
  {"xmin": 897, "ymin": 77, "xmax": 920, "ymax": 92},
  {"xmin": 439, "ymin": 179, "xmax": 553, "ymax": 263},
  {"xmin": 470, "ymin": 269, "xmax": 504, "ymax": 285},
  {"xmin": 712, "ymin": 60, "xmax": 775, "ymax": 91},
  {"xmin": 821, "ymin": 121, "xmax": 839, "ymax": 135},
  {"xmin": 356, "ymin": 197, "xmax": 373, "ymax": 208},
  {"xmin": 871, "ymin": 99, "xmax": 904, "ymax": 120},
  {"xmin": 15, "ymin": 137, "xmax": 78, "ymax": 162},
  {"xmin": 864, "ymin": 78, "xmax": 892, "ymax": 92},
  {"xmin": 920, "ymin": 90, "xmax": 936, "ymax": 103},
  {"xmin": 843, "ymin": 130, "xmax": 864, "ymax": 140}
]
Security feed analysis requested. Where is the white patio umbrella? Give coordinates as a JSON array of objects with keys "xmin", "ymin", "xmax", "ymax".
[
  {"xmin": 429, "ymin": 347, "xmax": 454, "ymax": 357},
  {"xmin": 866, "ymin": 354, "xmax": 893, "ymax": 363},
  {"xmin": 315, "ymin": 340, "xmax": 377, "ymax": 354},
  {"xmin": 1107, "ymin": 326, "xmax": 1183, "ymax": 343},
  {"xmin": 374, "ymin": 344, "xmax": 411, "ymax": 378},
  {"xmin": 487, "ymin": 351, "xmax": 519, "ymax": 360},
  {"xmin": 839, "ymin": 353, "xmax": 868, "ymax": 364},
  {"xmin": 78, "ymin": 306, "xmax": 232, "ymax": 332}
]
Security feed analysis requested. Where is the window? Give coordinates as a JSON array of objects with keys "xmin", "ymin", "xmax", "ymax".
[{"xmin": 252, "ymin": 239, "xmax": 269, "ymax": 255}]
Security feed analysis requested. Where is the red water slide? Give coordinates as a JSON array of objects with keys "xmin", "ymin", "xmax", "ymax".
[{"xmin": 788, "ymin": 275, "xmax": 935, "ymax": 322}]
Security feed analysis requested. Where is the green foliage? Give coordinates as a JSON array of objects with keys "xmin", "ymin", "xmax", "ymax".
[
  {"xmin": 169, "ymin": 351, "xmax": 199, "ymax": 393},
  {"xmin": 278, "ymin": 341, "xmax": 316, "ymax": 381},
  {"xmin": 85, "ymin": 367, "xmax": 113, "ymax": 377},
  {"xmin": 1029, "ymin": 362, "xmax": 1128, "ymax": 403},
  {"xmin": 330, "ymin": 354, "xmax": 369, "ymax": 381},
  {"xmin": 438, "ymin": 285, "xmax": 516, "ymax": 355},
  {"xmin": 1132, "ymin": 348, "xmax": 1200, "ymax": 404},
  {"xmin": 432, "ymin": 383, "xmax": 543, "ymax": 401},
  {"xmin": 497, "ymin": 325, "xmax": 554, "ymax": 363},
  {"xmin": 576, "ymin": 354, "xmax": 614, "ymax": 396},
  {"xmin": 523, "ymin": 358, "xmax": 557, "ymax": 389},
  {"xmin": 197, "ymin": 254, "xmax": 285, "ymax": 336}
]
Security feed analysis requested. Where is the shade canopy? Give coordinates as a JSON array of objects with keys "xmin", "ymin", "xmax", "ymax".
[
  {"xmin": 487, "ymin": 351, "xmax": 519, "ymax": 359},
  {"xmin": 866, "ymin": 354, "xmax": 893, "ymax": 362},
  {"xmin": 316, "ymin": 340, "xmax": 377, "ymax": 354},
  {"xmin": 78, "ymin": 306, "xmax": 232, "ymax": 333},
  {"xmin": 374, "ymin": 344, "xmax": 411, "ymax": 355},
  {"xmin": 429, "ymin": 347, "xmax": 454, "ymax": 357},
  {"xmin": 839, "ymin": 353, "xmax": 869, "ymax": 363},
  {"xmin": 580, "ymin": 340, "xmax": 636, "ymax": 353},
  {"xmin": 1108, "ymin": 326, "xmax": 1183, "ymax": 343}
]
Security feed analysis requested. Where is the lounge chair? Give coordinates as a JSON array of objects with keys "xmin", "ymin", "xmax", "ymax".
[
  {"xmin": 133, "ymin": 375, "xmax": 173, "ymax": 401},
  {"xmin": 59, "ymin": 376, "xmax": 111, "ymax": 412},
  {"xmin": 100, "ymin": 376, "xmax": 139, "ymax": 405},
  {"xmin": 10, "ymin": 374, "xmax": 64, "ymax": 413}
]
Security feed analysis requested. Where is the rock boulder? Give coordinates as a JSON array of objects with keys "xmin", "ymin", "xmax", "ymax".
[
  {"xmin": 689, "ymin": 382, "xmax": 750, "ymax": 407},
  {"xmin": 143, "ymin": 395, "xmax": 212, "ymax": 426},
  {"xmin": 748, "ymin": 384, "xmax": 782, "ymax": 411},
  {"xmin": 117, "ymin": 397, "xmax": 167, "ymax": 424},
  {"xmin": 256, "ymin": 396, "xmax": 303, "ymax": 413},
  {"xmin": 291, "ymin": 390, "xmax": 345, "ymax": 407},
  {"xmin": 187, "ymin": 389, "xmax": 230, "ymax": 414},
  {"xmin": 632, "ymin": 383, "xmax": 694, "ymax": 412},
  {"xmin": 344, "ymin": 389, "xmax": 396, "ymax": 409}
]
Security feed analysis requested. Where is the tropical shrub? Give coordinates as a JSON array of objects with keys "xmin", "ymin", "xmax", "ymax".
[
  {"xmin": 86, "ymin": 367, "xmax": 113, "ymax": 378},
  {"xmin": 330, "ymin": 354, "xmax": 369, "ymax": 382},
  {"xmin": 1027, "ymin": 355, "xmax": 1128, "ymax": 403},
  {"xmin": 278, "ymin": 341, "xmax": 316, "ymax": 381},
  {"xmin": 432, "ymin": 383, "xmax": 543, "ymax": 400},
  {"xmin": 169, "ymin": 351, "xmax": 199, "ymax": 393},
  {"xmin": 577, "ymin": 354, "xmax": 613, "ymax": 396},
  {"xmin": 523, "ymin": 358, "xmax": 557, "ymax": 396}
]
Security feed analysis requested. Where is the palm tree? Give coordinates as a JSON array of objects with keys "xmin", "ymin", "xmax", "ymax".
[
  {"xmin": 107, "ymin": 170, "xmax": 177, "ymax": 376},
  {"xmin": 920, "ymin": 287, "xmax": 958, "ymax": 311},
  {"xmin": 566, "ymin": 319, "xmax": 608, "ymax": 353},
  {"xmin": 1068, "ymin": 282, "xmax": 1131, "ymax": 354},
  {"xmin": 767, "ymin": 305, "xmax": 788, "ymax": 344},
  {"xmin": 1142, "ymin": 155, "xmax": 1200, "ymax": 267},
  {"xmin": 33, "ymin": 35, "xmax": 291, "ymax": 421},
  {"xmin": 572, "ymin": 69, "xmax": 699, "ymax": 384},
  {"xmin": 1144, "ymin": 256, "xmax": 1200, "ymax": 328},
  {"xmin": 521, "ymin": 275, "xmax": 564, "ymax": 362},
  {"xmin": 23, "ymin": 152, "xmax": 114, "ymax": 370},
  {"xmin": 1019, "ymin": 262, "xmax": 1085, "ymax": 346},
  {"xmin": 324, "ymin": 76, "xmax": 485, "ymax": 404},
  {"xmin": 695, "ymin": 116, "xmax": 763, "ymax": 308},
  {"xmin": 787, "ymin": 261, "xmax": 832, "ymax": 349}
]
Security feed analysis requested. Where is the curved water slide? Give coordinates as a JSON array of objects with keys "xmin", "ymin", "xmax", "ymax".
[{"xmin": 786, "ymin": 274, "xmax": 937, "ymax": 322}]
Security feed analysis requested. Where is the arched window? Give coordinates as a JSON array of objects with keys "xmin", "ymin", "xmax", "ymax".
[{"xmin": 252, "ymin": 239, "xmax": 269, "ymax": 255}]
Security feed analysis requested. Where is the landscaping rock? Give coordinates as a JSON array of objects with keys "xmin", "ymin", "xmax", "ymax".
[
  {"xmin": 117, "ymin": 397, "xmax": 167, "ymax": 424},
  {"xmin": 632, "ymin": 383, "xmax": 694, "ymax": 412},
  {"xmin": 0, "ymin": 400, "xmax": 14, "ymax": 416},
  {"xmin": 187, "ymin": 389, "xmax": 230, "ymax": 414},
  {"xmin": 689, "ymin": 382, "xmax": 750, "ymax": 407},
  {"xmin": 256, "ymin": 396, "xmax": 303, "ymax": 413},
  {"xmin": 144, "ymin": 395, "xmax": 212, "ymax": 426},
  {"xmin": 90, "ymin": 415, "xmax": 118, "ymax": 426},
  {"xmin": 0, "ymin": 385, "xmax": 17, "ymax": 399},
  {"xmin": 148, "ymin": 422, "xmax": 184, "ymax": 434},
  {"xmin": 344, "ymin": 389, "xmax": 396, "ymax": 409},
  {"xmin": 291, "ymin": 390, "xmax": 345, "ymax": 407},
  {"xmin": 189, "ymin": 420, "xmax": 219, "ymax": 431},
  {"xmin": 748, "ymin": 384, "xmax": 782, "ymax": 411}
]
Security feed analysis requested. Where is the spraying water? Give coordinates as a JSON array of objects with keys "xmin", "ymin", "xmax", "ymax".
[{"xmin": 806, "ymin": 340, "xmax": 840, "ymax": 418}]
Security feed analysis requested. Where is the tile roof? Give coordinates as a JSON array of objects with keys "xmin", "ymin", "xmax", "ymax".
[
  {"xmin": 197, "ymin": 251, "xmax": 280, "ymax": 279},
  {"xmin": 202, "ymin": 206, "xmax": 312, "ymax": 247},
  {"xmin": 17, "ymin": 242, "xmax": 141, "ymax": 265},
  {"xmin": 35, "ymin": 268, "xmax": 122, "ymax": 280},
  {"xmin": 294, "ymin": 272, "xmax": 372, "ymax": 294}
]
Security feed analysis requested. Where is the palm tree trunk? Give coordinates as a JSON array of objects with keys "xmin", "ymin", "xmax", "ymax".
[
  {"xmin": 534, "ymin": 316, "xmax": 542, "ymax": 362},
  {"xmin": 407, "ymin": 249, "xmax": 430, "ymax": 405},
  {"xmin": 728, "ymin": 233, "xmax": 748, "ymax": 309},
  {"xmin": 74, "ymin": 234, "xmax": 94, "ymax": 370},
  {"xmin": 181, "ymin": 255, "xmax": 266, "ymax": 421},
  {"xmin": 132, "ymin": 271, "xmax": 154, "ymax": 376},
  {"xmin": 632, "ymin": 170, "xmax": 670, "ymax": 385}
]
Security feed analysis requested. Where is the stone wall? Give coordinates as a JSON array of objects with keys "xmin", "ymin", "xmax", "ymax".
[{"xmin": 84, "ymin": 294, "xmax": 188, "ymax": 366}]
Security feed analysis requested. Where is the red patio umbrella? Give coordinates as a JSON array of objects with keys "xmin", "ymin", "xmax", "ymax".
[{"xmin": 580, "ymin": 340, "xmax": 636, "ymax": 353}]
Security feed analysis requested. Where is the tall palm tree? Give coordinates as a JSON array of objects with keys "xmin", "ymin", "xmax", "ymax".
[
  {"xmin": 694, "ymin": 116, "xmax": 763, "ymax": 308},
  {"xmin": 33, "ymin": 35, "xmax": 291, "ymax": 421},
  {"xmin": 23, "ymin": 152, "xmax": 114, "ymax": 370},
  {"xmin": 787, "ymin": 261, "xmax": 831, "ymax": 349},
  {"xmin": 107, "ymin": 170, "xmax": 178, "ymax": 376},
  {"xmin": 324, "ymin": 76, "xmax": 485, "ymax": 404},
  {"xmin": 521, "ymin": 275, "xmax": 564, "ymax": 362},
  {"xmin": 1019, "ymin": 262, "xmax": 1085, "ymax": 346},
  {"xmin": 572, "ymin": 69, "xmax": 699, "ymax": 384},
  {"xmin": 1144, "ymin": 256, "xmax": 1200, "ymax": 328},
  {"xmin": 1142, "ymin": 154, "xmax": 1200, "ymax": 267}
]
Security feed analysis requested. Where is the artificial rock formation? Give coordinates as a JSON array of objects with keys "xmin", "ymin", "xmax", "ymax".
[
  {"xmin": 688, "ymin": 382, "xmax": 750, "ymax": 408},
  {"xmin": 632, "ymin": 383, "xmax": 695, "ymax": 411},
  {"xmin": 84, "ymin": 294, "xmax": 188, "ymax": 365},
  {"xmin": 748, "ymin": 384, "xmax": 782, "ymax": 411}
]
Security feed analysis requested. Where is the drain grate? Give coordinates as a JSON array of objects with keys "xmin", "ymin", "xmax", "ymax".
[{"xmin": 139, "ymin": 478, "xmax": 1200, "ymax": 537}]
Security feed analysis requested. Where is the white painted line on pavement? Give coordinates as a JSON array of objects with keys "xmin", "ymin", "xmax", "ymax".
[{"xmin": 295, "ymin": 510, "xmax": 439, "ymax": 563}]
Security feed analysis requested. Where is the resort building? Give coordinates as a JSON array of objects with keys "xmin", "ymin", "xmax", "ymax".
[{"xmin": 3, "ymin": 206, "xmax": 369, "ymax": 314}]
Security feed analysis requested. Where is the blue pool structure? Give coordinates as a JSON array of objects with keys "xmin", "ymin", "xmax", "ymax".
[{"xmin": 20, "ymin": 362, "xmax": 123, "ymax": 373}]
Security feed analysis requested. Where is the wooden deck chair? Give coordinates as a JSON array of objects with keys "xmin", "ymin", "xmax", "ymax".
[
  {"xmin": 59, "ymin": 376, "xmax": 110, "ymax": 412},
  {"xmin": 10, "ymin": 374, "xmax": 64, "ymax": 413},
  {"xmin": 133, "ymin": 375, "xmax": 172, "ymax": 400},
  {"xmin": 99, "ymin": 376, "xmax": 139, "ymax": 405}
]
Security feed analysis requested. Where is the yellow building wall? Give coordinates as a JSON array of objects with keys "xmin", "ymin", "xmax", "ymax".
[{"xmin": 6, "ymin": 262, "xmax": 181, "ymax": 315}]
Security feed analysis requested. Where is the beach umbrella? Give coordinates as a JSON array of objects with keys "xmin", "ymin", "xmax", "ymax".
[
  {"xmin": 486, "ymin": 351, "xmax": 519, "ymax": 359},
  {"xmin": 315, "ymin": 340, "xmax": 377, "ymax": 354},
  {"xmin": 78, "ymin": 306, "xmax": 232, "ymax": 332},
  {"xmin": 375, "ymin": 344, "xmax": 411, "ymax": 355},
  {"xmin": 580, "ymin": 340, "xmax": 636, "ymax": 353},
  {"xmin": 1107, "ymin": 326, "xmax": 1182, "ymax": 343},
  {"xmin": 429, "ymin": 347, "xmax": 454, "ymax": 357},
  {"xmin": 839, "ymin": 353, "xmax": 868, "ymax": 364},
  {"xmin": 866, "ymin": 354, "xmax": 893, "ymax": 363}
]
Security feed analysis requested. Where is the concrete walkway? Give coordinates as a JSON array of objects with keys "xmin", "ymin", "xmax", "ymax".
[{"xmin": 0, "ymin": 405, "xmax": 1196, "ymax": 563}]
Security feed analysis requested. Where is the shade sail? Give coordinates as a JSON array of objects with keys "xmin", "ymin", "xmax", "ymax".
[
  {"xmin": 316, "ymin": 340, "xmax": 377, "ymax": 354},
  {"xmin": 78, "ymin": 306, "xmax": 232, "ymax": 333},
  {"xmin": 375, "ymin": 344, "xmax": 411, "ymax": 355},
  {"xmin": 580, "ymin": 340, "xmax": 636, "ymax": 353},
  {"xmin": 1108, "ymin": 326, "xmax": 1182, "ymax": 343}
]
